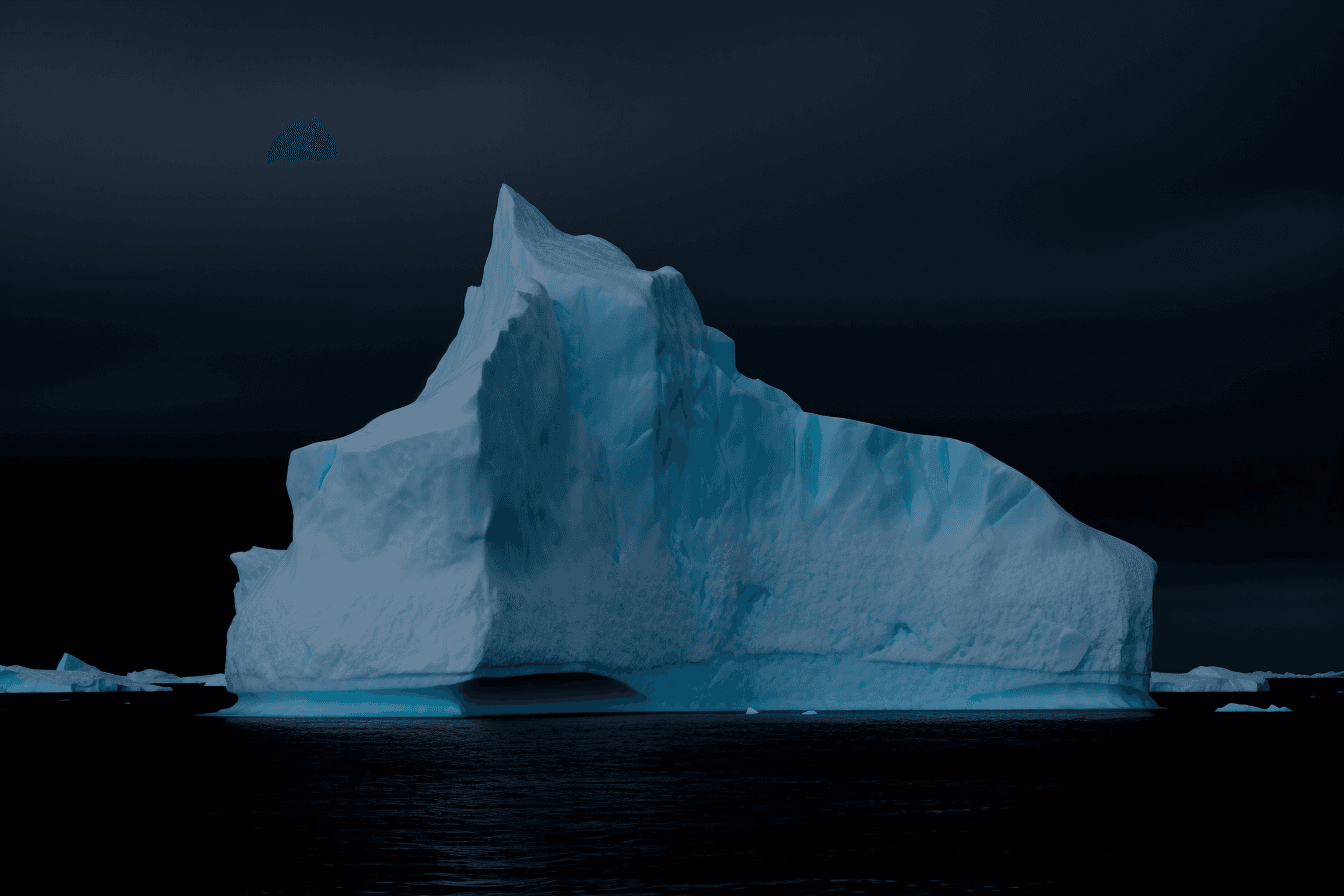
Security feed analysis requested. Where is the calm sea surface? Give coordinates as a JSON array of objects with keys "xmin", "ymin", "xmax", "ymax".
[{"xmin": 12, "ymin": 710, "xmax": 1334, "ymax": 894}]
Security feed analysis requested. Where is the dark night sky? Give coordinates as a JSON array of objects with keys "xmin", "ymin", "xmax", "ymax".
[{"xmin": 2, "ymin": 3, "xmax": 1340, "ymax": 674}]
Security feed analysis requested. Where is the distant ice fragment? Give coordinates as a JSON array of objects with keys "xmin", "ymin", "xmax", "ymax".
[
  {"xmin": 1, "ymin": 654, "xmax": 224, "ymax": 693},
  {"xmin": 1255, "ymin": 670, "xmax": 1343, "ymax": 678},
  {"xmin": 266, "ymin": 118, "xmax": 337, "ymax": 163},
  {"xmin": 125, "ymin": 669, "xmax": 227, "ymax": 685},
  {"xmin": 1151, "ymin": 667, "xmax": 1343, "ymax": 693},
  {"xmin": 0, "ymin": 664, "xmax": 170, "ymax": 693},
  {"xmin": 1215, "ymin": 703, "xmax": 1291, "ymax": 712},
  {"xmin": 128, "ymin": 668, "xmax": 181, "ymax": 682},
  {"xmin": 801, "ymin": 710, "xmax": 818, "ymax": 715},
  {"xmin": 1150, "ymin": 667, "xmax": 1268, "ymax": 692},
  {"xmin": 745, "ymin": 707, "xmax": 759, "ymax": 714}
]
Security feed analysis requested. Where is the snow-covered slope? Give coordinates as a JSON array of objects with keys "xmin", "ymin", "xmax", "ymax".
[{"xmin": 221, "ymin": 185, "xmax": 1156, "ymax": 715}]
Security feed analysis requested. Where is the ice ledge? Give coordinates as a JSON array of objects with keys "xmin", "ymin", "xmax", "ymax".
[{"xmin": 214, "ymin": 657, "xmax": 1155, "ymax": 716}]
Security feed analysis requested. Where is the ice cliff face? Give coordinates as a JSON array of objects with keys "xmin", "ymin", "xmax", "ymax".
[{"xmin": 223, "ymin": 185, "xmax": 1156, "ymax": 713}]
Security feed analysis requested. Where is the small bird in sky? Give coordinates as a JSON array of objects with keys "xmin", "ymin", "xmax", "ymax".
[{"xmin": 267, "ymin": 118, "xmax": 338, "ymax": 163}]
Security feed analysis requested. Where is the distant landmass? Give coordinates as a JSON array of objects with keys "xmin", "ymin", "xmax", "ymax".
[{"xmin": 266, "ymin": 118, "xmax": 337, "ymax": 163}]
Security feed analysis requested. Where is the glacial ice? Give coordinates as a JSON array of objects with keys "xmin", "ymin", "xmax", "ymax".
[
  {"xmin": 220, "ymin": 185, "xmax": 1157, "ymax": 716},
  {"xmin": 1214, "ymin": 704, "xmax": 1291, "ymax": 712}
]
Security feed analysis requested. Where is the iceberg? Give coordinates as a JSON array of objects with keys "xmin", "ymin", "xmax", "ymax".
[
  {"xmin": 1149, "ymin": 667, "xmax": 1343, "ymax": 693},
  {"xmin": 0, "ymin": 653, "xmax": 228, "ymax": 693},
  {"xmin": 1150, "ymin": 667, "xmax": 1269, "ymax": 693},
  {"xmin": 266, "ymin": 118, "xmax": 337, "ymax": 163},
  {"xmin": 1, "ymin": 654, "xmax": 172, "ymax": 693},
  {"xmin": 220, "ymin": 185, "xmax": 1156, "ymax": 716},
  {"xmin": 1214, "ymin": 703, "xmax": 1291, "ymax": 712}
]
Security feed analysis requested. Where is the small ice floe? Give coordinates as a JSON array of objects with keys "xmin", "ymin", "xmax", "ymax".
[
  {"xmin": 801, "ymin": 710, "xmax": 817, "ymax": 715},
  {"xmin": 745, "ymin": 707, "xmax": 759, "ymax": 715},
  {"xmin": 1215, "ymin": 703, "xmax": 1291, "ymax": 712}
]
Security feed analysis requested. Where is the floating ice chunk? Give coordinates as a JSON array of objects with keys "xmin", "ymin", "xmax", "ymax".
[
  {"xmin": 1215, "ymin": 703, "xmax": 1291, "ymax": 712},
  {"xmin": 0, "ymin": 664, "xmax": 171, "ymax": 693},
  {"xmin": 1150, "ymin": 667, "xmax": 1268, "ymax": 692},
  {"xmin": 745, "ymin": 707, "xmax": 759, "ymax": 714},
  {"xmin": 0, "ymin": 654, "xmax": 216, "ymax": 693},
  {"xmin": 1250, "ymin": 670, "xmax": 1343, "ymax": 679},
  {"xmin": 126, "ymin": 669, "xmax": 228, "ymax": 686},
  {"xmin": 1152, "ymin": 667, "xmax": 1344, "ymax": 693},
  {"xmin": 801, "ymin": 710, "xmax": 818, "ymax": 715}
]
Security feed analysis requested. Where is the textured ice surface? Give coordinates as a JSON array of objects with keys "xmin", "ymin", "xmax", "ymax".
[
  {"xmin": 221, "ymin": 185, "xmax": 1157, "ymax": 716},
  {"xmin": 1215, "ymin": 703, "xmax": 1291, "ymax": 712}
]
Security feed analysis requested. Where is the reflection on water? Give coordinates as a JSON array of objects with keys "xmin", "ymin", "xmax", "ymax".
[{"xmin": 11, "ymin": 710, "xmax": 1334, "ymax": 893}]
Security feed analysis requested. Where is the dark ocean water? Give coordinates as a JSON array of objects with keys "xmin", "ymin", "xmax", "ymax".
[{"xmin": 10, "ymin": 710, "xmax": 1335, "ymax": 894}]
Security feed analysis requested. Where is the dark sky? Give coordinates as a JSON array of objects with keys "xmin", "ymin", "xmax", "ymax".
[{"xmin": 1, "ymin": 3, "xmax": 1340, "ymax": 672}]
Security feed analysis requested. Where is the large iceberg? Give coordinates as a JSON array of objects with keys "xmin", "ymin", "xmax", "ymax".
[{"xmin": 221, "ymin": 185, "xmax": 1156, "ymax": 716}]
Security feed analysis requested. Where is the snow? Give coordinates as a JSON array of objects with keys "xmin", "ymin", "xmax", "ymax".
[
  {"xmin": 220, "ymin": 184, "xmax": 1157, "ymax": 716},
  {"xmin": 1215, "ymin": 704, "xmax": 1291, "ymax": 712}
]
